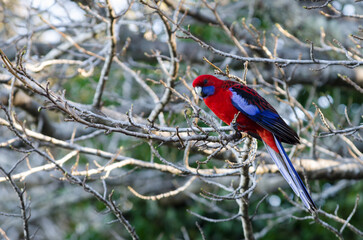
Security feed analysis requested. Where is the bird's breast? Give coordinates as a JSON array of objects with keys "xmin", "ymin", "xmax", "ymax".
[{"xmin": 204, "ymin": 90, "xmax": 255, "ymax": 129}]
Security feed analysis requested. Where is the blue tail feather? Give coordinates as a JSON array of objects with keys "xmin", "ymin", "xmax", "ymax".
[{"xmin": 264, "ymin": 136, "xmax": 317, "ymax": 212}]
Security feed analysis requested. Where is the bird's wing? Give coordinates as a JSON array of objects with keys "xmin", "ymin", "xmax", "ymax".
[{"xmin": 229, "ymin": 85, "xmax": 299, "ymax": 144}]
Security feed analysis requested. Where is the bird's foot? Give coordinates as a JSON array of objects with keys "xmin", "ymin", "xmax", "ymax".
[
  {"xmin": 233, "ymin": 131, "xmax": 242, "ymax": 141},
  {"xmin": 231, "ymin": 119, "xmax": 239, "ymax": 131},
  {"xmin": 231, "ymin": 121, "xmax": 242, "ymax": 141}
]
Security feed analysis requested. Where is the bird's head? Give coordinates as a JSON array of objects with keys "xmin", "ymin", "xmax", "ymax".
[{"xmin": 192, "ymin": 75, "xmax": 222, "ymax": 99}]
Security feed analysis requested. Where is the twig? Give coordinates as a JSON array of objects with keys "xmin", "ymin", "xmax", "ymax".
[
  {"xmin": 147, "ymin": 1, "xmax": 180, "ymax": 124},
  {"xmin": 303, "ymin": 0, "xmax": 333, "ymax": 10},
  {"xmin": 179, "ymin": 29, "xmax": 363, "ymax": 67},
  {"xmin": 92, "ymin": 0, "xmax": 118, "ymax": 108},
  {"xmin": 195, "ymin": 222, "xmax": 206, "ymax": 240},
  {"xmin": 314, "ymin": 216, "xmax": 344, "ymax": 240},
  {"xmin": 339, "ymin": 194, "xmax": 360, "ymax": 234},
  {"xmin": 128, "ymin": 176, "xmax": 196, "ymax": 200},
  {"xmin": 0, "ymin": 227, "xmax": 10, "ymax": 240},
  {"xmin": 188, "ymin": 210, "xmax": 242, "ymax": 223},
  {"xmin": 319, "ymin": 125, "xmax": 363, "ymax": 137},
  {"xmin": 317, "ymin": 209, "xmax": 363, "ymax": 236},
  {"xmin": 0, "ymin": 165, "xmax": 31, "ymax": 240},
  {"xmin": 338, "ymin": 74, "xmax": 363, "ymax": 94}
]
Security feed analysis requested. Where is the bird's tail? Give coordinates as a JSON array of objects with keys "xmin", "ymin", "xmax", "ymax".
[{"xmin": 263, "ymin": 135, "xmax": 317, "ymax": 212}]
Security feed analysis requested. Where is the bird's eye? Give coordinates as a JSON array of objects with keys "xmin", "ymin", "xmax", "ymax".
[{"xmin": 203, "ymin": 79, "xmax": 208, "ymax": 85}]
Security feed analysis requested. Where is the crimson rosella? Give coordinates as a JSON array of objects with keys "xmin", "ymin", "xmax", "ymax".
[{"xmin": 193, "ymin": 74, "xmax": 317, "ymax": 212}]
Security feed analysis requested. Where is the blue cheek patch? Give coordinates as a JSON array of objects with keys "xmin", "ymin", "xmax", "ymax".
[{"xmin": 202, "ymin": 86, "xmax": 215, "ymax": 97}]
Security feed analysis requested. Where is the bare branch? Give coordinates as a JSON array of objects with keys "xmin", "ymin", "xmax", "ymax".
[
  {"xmin": 128, "ymin": 176, "xmax": 196, "ymax": 200},
  {"xmin": 92, "ymin": 0, "xmax": 118, "ymax": 108}
]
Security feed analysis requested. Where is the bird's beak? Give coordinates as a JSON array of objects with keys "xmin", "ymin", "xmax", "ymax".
[{"xmin": 194, "ymin": 86, "xmax": 203, "ymax": 99}]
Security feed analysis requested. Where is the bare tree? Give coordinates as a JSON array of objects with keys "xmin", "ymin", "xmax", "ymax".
[{"xmin": 0, "ymin": 0, "xmax": 362, "ymax": 239}]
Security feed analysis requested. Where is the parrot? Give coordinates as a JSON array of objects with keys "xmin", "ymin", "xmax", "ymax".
[{"xmin": 192, "ymin": 74, "xmax": 317, "ymax": 212}]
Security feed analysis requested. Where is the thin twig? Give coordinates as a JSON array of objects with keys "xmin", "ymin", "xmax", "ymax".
[
  {"xmin": 128, "ymin": 176, "xmax": 196, "ymax": 200},
  {"xmin": 92, "ymin": 0, "xmax": 118, "ymax": 108}
]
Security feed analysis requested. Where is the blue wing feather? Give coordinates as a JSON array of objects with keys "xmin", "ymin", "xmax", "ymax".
[{"xmin": 229, "ymin": 86, "xmax": 300, "ymax": 144}]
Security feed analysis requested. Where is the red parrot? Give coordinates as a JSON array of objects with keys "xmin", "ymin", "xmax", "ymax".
[{"xmin": 193, "ymin": 74, "xmax": 317, "ymax": 212}]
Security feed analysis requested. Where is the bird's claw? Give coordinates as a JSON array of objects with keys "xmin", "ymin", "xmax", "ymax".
[
  {"xmin": 231, "ymin": 121, "xmax": 242, "ymax": 141},
  {"xmin": 233, "ymin": 130, "xmax": 242, "ymax": 141},
  {"xmin": 231, "ymin": 120, "xmax": 239, "ymax": 131}
]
